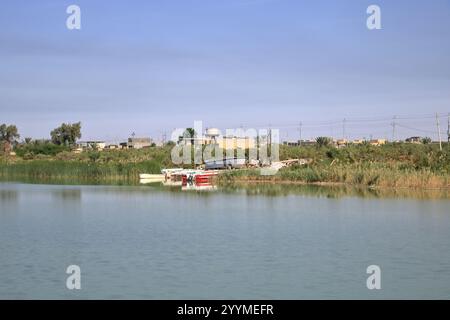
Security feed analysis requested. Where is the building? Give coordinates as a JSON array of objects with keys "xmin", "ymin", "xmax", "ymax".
[
  {"xmin": 105, "ymin": 144, "xmax": 119, "ymax": 149},
  {"xmin": 369, "ymin": 139, "xmax": 387, "ymax": 146},
  {"xmin": 302, "ymin": 140, "xmax": 317, "ymax": 146},
  {"xmin": 283, "ymin": 141, "xmax": 301, "ymax": 146},
  {"xmin": 77, "ymin": 141, "xmax": 106, "ymax": 150},
  {"xmin": 405, "ymin": 136, "xmax": 422, "ymax": 144},
  {"xmin": 127, "ymin": 137, "xmax": 152, "ymax": 149},
  {"xmin": 217, "ymin": 136, "xmax": 256, "ymax": 150},
  {"xmin": 335, "ymin": 139, "xmax": 348, "ymax": 147},
  {"xmin": 178, "ymin": 128, "xmax": 256, "ymax": 150}
]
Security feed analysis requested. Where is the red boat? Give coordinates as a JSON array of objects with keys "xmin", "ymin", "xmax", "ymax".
[{"xmin": 182, "ymin": 171, "xmax": 219, "ymax": 186}]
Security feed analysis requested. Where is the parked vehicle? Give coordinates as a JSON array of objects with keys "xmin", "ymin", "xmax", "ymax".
[{"xmin": 204, "ymin": 157, "xmax": 246, "ymax": 170}]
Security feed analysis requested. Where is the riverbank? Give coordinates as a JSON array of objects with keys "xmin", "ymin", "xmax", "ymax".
[
  {"xmin": 1, "ymin": 143, "xmax": 449, "ymax": 189},
  {"xmin": 1, "ymin": 159, "xmax": 448, "ymax": 190},
  {"xmin": 217, "ymin": 164, "xmax": 449, "ymax": 189}
]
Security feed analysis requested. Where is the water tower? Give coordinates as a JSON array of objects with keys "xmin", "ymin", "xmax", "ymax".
[{"xmin": 205, "ymin": 127, "xmax": 220, "ymax": 144}]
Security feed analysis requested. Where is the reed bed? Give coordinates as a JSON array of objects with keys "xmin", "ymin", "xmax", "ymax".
[
  {"xmin": 219, "ymin": 163, "xmax": 449, "ymax": 189},
  {"xmin": 0, "ymin": 159, "xmax": 162, "ymax": 181},
  {"xmin": 1, "ymin": 143, "xmax": 449, "ymax": 189}
]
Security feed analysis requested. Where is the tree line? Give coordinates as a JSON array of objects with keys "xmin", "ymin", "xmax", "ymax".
[{"xmin": 0, "ymin": 122, "xmax": 82, "ymax": 154}]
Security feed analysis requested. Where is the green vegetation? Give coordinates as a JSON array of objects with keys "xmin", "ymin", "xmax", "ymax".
[
  {"xmin": 315, "ymin": 136, "xmax": 333, "ymax": 147},
  {"xmin": 0, "ymin": 146, "xmax": 174, "ymax": 183},
  {"xmin": 50, "ymin": 122, "xmax": 82, "ymax": 146},
  {"xmin": 15, "ymin": 140, "xmax": 69, "ymax": 158},
  {"xmin": 0, "ymin": 120, "xmax": 448, "ymax": 190},
  {"xmin": 178, "ymin": 127, "xmax": 196, "ymax": 144},
  {"xmin": 219, "ymin": 143, "xmax": 450, "ymax": 189},
  {"xmin": 0, "ymin": 124, "xmax": 20, "ymax": 154}
]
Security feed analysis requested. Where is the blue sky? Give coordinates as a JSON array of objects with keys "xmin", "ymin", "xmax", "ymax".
[{"xmin": 1, "ymin": 0, "xmax": 449, "ymax": 142}]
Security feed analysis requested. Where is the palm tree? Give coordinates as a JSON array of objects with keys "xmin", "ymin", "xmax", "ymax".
[
  {"xmin": 184, "ymin": 128, "xmax": 196, "ymax": 145},
  {"xmin": 316, "ymin": 136, "xmax": 333, "ymax": 147}
]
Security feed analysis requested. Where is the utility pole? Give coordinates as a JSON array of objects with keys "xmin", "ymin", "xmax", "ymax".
[
  {"xmin": 391, "ymin": 116, "xmax": 396, "ymax": 142},
  {"xmin": 436, "ymin": 113, "xmax": 442, "ymax": 151},
  {"xmin": 268, "ymin": 124, "xmax": 272, "ymax": 146},
  {"xmin": 447, "ymin": 113, "xmax": 449, "ymax": 143},
  {"xmin": 342, "ymin": 118, "xmax": 346, "ymax": 140},
  {"xmin": 268, "ymin": 124, "xmax": 272, "ymax": 162},
  {"xmin": 298, "ymin": 122, "xmax": 302, "ymax": 145},
  {"xmin": 391, "ymin": 116, "xmax": 397, "ymax": 142}
]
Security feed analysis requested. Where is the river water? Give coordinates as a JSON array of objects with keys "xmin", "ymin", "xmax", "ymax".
[{"xmin": 0, "ymin": 182, "xmax": 449, "ymax": 299}]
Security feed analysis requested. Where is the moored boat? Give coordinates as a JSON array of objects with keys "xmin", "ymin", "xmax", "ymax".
[
  {"xmin": 139, "ymin": 173, "xmax": 165, "ymax": 180},
  {"xmin": 182, "ymin": 170, "xmax": 219, "ymax": 186}
]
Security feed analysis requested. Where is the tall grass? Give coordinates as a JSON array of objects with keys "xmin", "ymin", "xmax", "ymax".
[
  {"xmin": 219, "ymin": 163, "xmax": 449, "ymax": 189},
  {"xmin": 2, "ymin": 143, "xmax": 449, "ymax": 189},
  {"xmin": 0, "ymin": 159, "xmax": 162, "ymax": 182}
]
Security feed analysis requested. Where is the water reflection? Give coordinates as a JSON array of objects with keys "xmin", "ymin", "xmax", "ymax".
[
  {"xmin": 51, "ymin": 189, "xmax": 82, "ymax": 201},
  {"xmin": 217, "ymin": 182, "xmax": 450, "ymax": 200},
  {"xmin": 0, "ymin": 189, "xmax": 18, "ymax": 202},
  {"xmin": 181, "ymin": 183, "xmax": 217, "ymax": 192},
  {"xmin": 1, "ymin": 177, "xmax": 449, "ymax": 200}
]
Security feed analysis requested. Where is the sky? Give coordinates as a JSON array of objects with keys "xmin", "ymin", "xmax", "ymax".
[{"xmin": 0, "ymin": 0, "xmax": 449, "ymax": 142}]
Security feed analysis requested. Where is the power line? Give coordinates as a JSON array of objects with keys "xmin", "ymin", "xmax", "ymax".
[
  {"xmin": 225, "ymin": 112, "xmax": 449, "ymax": 130},
  {"xmin": 342, "ymin": 118, "xmax": 346, "ymax": 139},
  {"xmin": 395, "ymin": 123, "xmax": 436, "ymax": 134}
]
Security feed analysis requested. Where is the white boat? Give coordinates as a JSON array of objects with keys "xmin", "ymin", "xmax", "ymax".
[
  {"xmin": 140, "ymin": 178, "xmax": 164, "ymax": 184},
  {"xmin": 139, "ymin": 174, "xmax": 165, "ymax": 181},
  {"xmin": 161, "ymin": 168, "xmax": 184, "ymax": 176}
]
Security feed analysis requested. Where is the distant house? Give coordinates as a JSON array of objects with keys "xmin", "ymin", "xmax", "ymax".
[
  {"xmin": 299, "ymin": 140, "xmax": 317, "ymax": 146},
  {"xmin": 218, "ymin": 136, "xmax": 256, "ymax": 150},
  {"xmin": 178, "ymin": 135, "xmax": 256, "ymax": 150},
  {"xmin": 77, "ymin": 141, "xmax": 106, "ymax": 150},
  {"xmin": 405, "ymin": 136, "xmax": 422, "ymax": 144},
  {"xmin": 369, "ymin": 139, "xmax": 387, "ymax": 146},
  {"xmin": 105, "ymin": 144, "xmax": 119, "ymax": 149},
  {"xmin": 335, "ymin": 139, "xmax": 348, "ymax": 147},
  {"xmin": 283, "ymin": 141, "xmax": 301, "ymax": 147},
  {"xmin": 127, "ymin": 137, "xmax": 152, "ymax": 149}
]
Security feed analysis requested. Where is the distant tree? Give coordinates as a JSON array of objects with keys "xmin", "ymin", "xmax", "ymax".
[
  {"xmin": 88, "ymin": 142, "xmax": 100, "ymax": 150},
  {"xmin": 0, "ymin": 124, "xmax": 20, "ymax": 153},
  {"xmin": 421, "ymin": 137, "xmax": 432, "ymax": 144},
  {"xmin": 24, "ymin": 137, "xmax": 32, "ymax": 144},
  {"xmin": 316, "ymin": 136, "xmax": 333, "ymax": 147},
  {"xmin": 178, "ymin": 128, "xmax": 196, "ymax": 145},
  {"xmin": 87, "ymin": 151, "xmax": 101, "ymax": 163},
  {"xmin": 15, "ymin": 140, "xmax": 68, "ymax": 157},
  {"xmin": 50, "ymin": 122, "xmax": 81, "ymax": 146}
]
